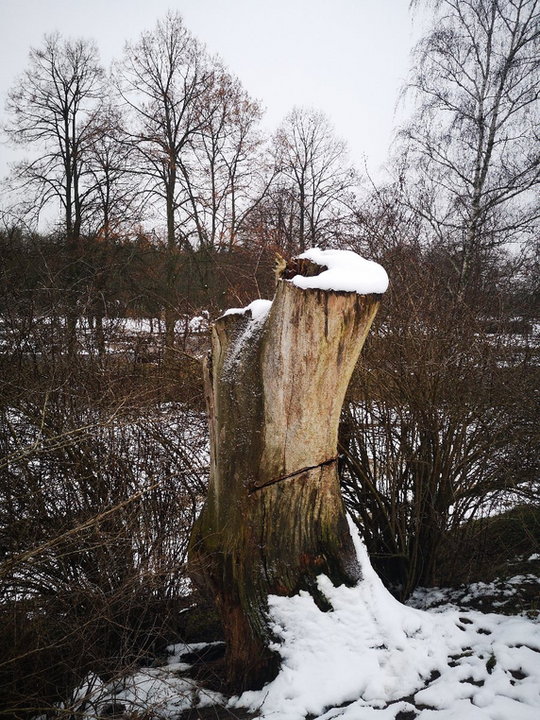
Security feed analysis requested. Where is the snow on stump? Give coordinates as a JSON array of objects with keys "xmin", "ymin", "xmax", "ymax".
[{"xmin": 189, "ymin": 248, "xmax": 389, "ymax": 691}]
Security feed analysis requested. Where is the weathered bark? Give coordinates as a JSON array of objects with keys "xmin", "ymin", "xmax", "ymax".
[{"xmin": 189, "ymin": 258, "xmax": 381, "ymax": 691}]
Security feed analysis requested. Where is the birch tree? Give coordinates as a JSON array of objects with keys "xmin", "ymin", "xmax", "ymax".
[{"xmin": 403, "ymin": 0, "xmax": 540, "ymax": 295}]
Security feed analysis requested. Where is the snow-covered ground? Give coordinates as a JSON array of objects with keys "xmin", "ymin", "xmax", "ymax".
[
  {"xmin": 409, "ymin": 566, "xmax": 540, "ymax": 617},
  {"xmin": 56, "ymin": 524, "xmax": 540, "ymax": 720},
  {"xmin": 0, "ymin": 313, "xmax": 211, "ymax": 359}
]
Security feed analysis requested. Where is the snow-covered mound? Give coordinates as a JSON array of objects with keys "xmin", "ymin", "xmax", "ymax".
[
  {"xmin": 234, "ymin": 523, "xmax": 540, "ymax": 720},
  {"xmin": 221, "ymin": 249, "xmax": 388, "ymax": 317},
  {"xmin": 56, "ymin": 524, "xmax": 540, "ymax": 719},
  {"xmin": 290, "ymin": 248, "xmax": 389, "ymax": 295}
]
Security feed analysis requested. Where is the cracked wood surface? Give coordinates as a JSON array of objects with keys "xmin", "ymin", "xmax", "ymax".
[{"xmin": 189, "ymin": 272, "xmax": 381, "ymax": 691}]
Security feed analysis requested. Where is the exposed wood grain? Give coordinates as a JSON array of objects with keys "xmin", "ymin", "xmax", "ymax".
[{"xmin": 189, "ymin": 266, "xmax": 381, "ymax": 691}]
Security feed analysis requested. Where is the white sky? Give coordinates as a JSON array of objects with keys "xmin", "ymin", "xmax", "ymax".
[{"xmin": 0, "ymin": 0, "xmax": 420, "ymax": 183}]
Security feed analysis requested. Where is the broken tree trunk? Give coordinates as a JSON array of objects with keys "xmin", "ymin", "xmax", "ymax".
[{"xmin": 189, "ymin": 252, "xmax": 385, "ymax": 691}]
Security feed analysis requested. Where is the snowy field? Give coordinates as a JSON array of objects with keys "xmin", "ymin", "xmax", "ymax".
[
  {"xmin": 53, "ymin": 524, "xmax": 540, "ymax": 720},
  {"xmin": 0, "ymin": 313, "xmax": 211, "ymax": 359}
]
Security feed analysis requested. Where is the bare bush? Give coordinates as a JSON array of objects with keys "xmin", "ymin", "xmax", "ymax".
[
  {"xmin": 340, "ymin": 242, "xmax": 539, "ymax": 598},
  {"xmin": 0, "ymin": 265, "xmax": 209, "ymax": 716}
]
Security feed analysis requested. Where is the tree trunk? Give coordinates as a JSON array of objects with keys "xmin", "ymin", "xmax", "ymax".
[
  {"xmin": 95, "ymin": 306, "xmax": 105, "ymax": 357},
  {"xmin": 164, "ymin": 308, "xmax": 176, "ymax": 364},
  {"xmin": 164, "ymin": 179, "xmax": 178, "ymax": 366},
  {"xmin": 189, "ymin": 256, "xmax": 381, "ymax": 691}
]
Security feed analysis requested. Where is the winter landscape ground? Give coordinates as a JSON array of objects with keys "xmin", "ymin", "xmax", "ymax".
[
  {"xmin": 48, "ymin": 524, "xmax": 540, "ymax": 720},
  {"xmin": 2, "ymin": 305, "xmax": 538, "ymax": 720}
]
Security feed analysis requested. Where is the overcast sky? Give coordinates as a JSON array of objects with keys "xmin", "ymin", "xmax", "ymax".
[{"xmin": 0, "ymin": 0, "xmax": 422, "ymax": 183}]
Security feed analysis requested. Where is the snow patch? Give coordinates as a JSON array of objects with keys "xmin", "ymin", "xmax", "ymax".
[
  {"xmin": 409, "ymin": 574, "xmax": 540, "ymax": 617},
  {"xmin": 289, "ymin": 248, "xmax": 389, "ymax": 295},
  {"xmin": 52, "ymin": 644, "xmax": 225, "ymax": 719},
  {"xmin": 221, "ymin": 299, "xmax": 272, "ymax": 379},
  {"xmin": 222, "ymin": 298, "xmax": 272, "ymax": 321},
  {"xmin": 233, "ymin": 521, "xmax": 540, "ymax": 720},
  {"xmin": 46, "ymin": 535, "xmax": 540, "ymax": 719}
]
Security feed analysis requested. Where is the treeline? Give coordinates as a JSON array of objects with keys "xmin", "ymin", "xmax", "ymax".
[
  {"xmin": 1, "ymin": 12, "xmax": 359, "ymax": 351},
  {"xmin": 0, "ymin": 228, "xmax": 275, "ymax": 356},
  {"xmin": 1, "ymin": 3, "xmax": 538, "ymax": 343},
  {"xmin": 0, "ymin": 1, "xmax": 539, "ymax": 716}
]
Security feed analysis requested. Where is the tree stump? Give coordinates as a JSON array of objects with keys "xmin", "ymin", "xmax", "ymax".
[{"xmin": 189, "ymin": 250, "xmax": 387, "ymax": 691}]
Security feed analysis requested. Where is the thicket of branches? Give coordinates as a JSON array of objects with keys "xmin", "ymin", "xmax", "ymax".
[
  {"xmin": 0, "ymin": 1, "xmax": 539, "ymax": 716},
  {"xmin": 343, "ymin": 216, "xmax": 538, "ymax": 597}
]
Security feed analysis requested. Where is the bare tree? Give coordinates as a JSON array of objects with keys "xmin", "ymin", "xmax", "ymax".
[
  {"xmin": 4, "ymin": 33, "xmax": 105, "ymax": 241},
  {"xmin": 186, "ymin": 67, "xmax": 266, "ymax": 251},
  {"xmin": 114, "ymin": 12, "xmax": 218, "ymax": 354},
  {"xmin": 85, "ymin": 102, "xmax": 143, "ymax": 242},
  {"xmin": 402, "ymin": 0, "xmax": 540, "ymax": 295},
  {"xmin": 115, "ymin": 14, "xmax": 215, "ymax": 248},
  {"xmin": 115, "ymin": 13, "xmax": 270, "ymax": 352},
  {"xmin": 272, "ymin": 107, "xmax": 357, "ymax": 253}
]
